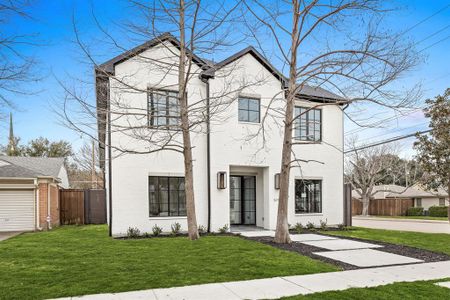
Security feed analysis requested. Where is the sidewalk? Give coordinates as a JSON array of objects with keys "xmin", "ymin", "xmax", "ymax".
[{"xmin": 56, "ymin": 261, "xmax": 450, "ymax": 300}]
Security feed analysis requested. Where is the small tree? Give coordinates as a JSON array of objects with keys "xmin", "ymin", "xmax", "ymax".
[
  {"xmin": 414, "ymin": 89, "xmax": 450, "ymax": 222},
  {"xmin": 346, "ymin": 141, "xmax": 401, "ymax": 216}
]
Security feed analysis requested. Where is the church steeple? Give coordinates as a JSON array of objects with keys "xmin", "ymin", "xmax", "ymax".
[{"xmin": 7, "ymin": 112, "xmax": 18, "ymax": 155}]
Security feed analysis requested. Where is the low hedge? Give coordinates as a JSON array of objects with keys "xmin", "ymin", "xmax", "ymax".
[
  {"xmin": 407, "ymin": 207, "xmax": 424, "ymax": 216},
  {"xmin": 428, "ymin": 206, "xmax": 448, "ymax": 217}
]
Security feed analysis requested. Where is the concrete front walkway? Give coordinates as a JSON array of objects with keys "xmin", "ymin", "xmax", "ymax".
[
  {"xmin": 0, "ymin": 231, "xmax": 22, "ymax": 242},
  {"xmin": 56, "ymin": 261, "xmax": 450, "ymax": 300},
  {"xmin": 353, "ymin": 216, "xmax": 450, "ymax": 234}
]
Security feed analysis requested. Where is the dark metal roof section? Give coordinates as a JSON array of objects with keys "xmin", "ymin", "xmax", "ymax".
[{"xmin": 96, "ymin": 32, "xmax": 210, "ymax": 75}]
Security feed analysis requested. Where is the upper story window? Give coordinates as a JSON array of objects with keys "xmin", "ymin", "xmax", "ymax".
[
  {"xmin": 294, "ymin": 107, "xmax": 321, "ymax": 141},
  {"xmin": 238, "ymin": 97, "xmax": 260, "ymax": 123},
  {"xmin": 148, "ymin": 89, "xmax": 180, "ymax": 128},
  {"xmin": 149, "ymin": 176, "xmax": 186, "ymax": 217},
  {"xmin": 295, "ymin": 179, "xmax": 322, "ymax": 214}
]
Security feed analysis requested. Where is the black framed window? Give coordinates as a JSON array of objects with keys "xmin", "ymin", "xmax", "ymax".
[
  {"xmin": 149, "ymin": 176, "xmax": 186, "ymax": 217},
  {"xmin": 148, "ymin": 89, "xmax": 180, "ymax": 128},
  {"xmin": 295, "ymin": 179, "xmax": 322, "ymax": 213},
  {"xmin": 238, "ymin": 97, "xmax": 260, "ymax": 123},
  {"xmin": 294, "ymin": 107, "xmax": 321, "ymax": 141}
]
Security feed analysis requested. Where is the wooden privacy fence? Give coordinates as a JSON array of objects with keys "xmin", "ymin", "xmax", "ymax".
[
  {"xmin": 60, "ymin": 189, "xmax": 106, "ymax": 225},
  {"xmin": 352, "ymin": 198, "xmax": 414, "ymax": 216}
]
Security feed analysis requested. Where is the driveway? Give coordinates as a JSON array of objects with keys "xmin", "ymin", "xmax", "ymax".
[
  {"xmin": 353, "ymin": 216, "xmax": 450, "ymax": 234},
  {"xmin": 0, "ymin": 231, "xmax": 22, "ymax": 242}
]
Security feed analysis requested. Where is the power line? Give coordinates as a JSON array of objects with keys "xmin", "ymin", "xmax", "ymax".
[
  {"xmin": 357, "ymin": 122, "xmax": 428, "ymax": 143},
  {"xmin": 401, "ymin": 4, "xmax": 450, "ymax": 35},
  {"xmin": 344, "ymin": 129, "xmax": 432, "ymax": 154}
]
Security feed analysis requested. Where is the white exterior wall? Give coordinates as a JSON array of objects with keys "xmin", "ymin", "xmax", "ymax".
[
  {"xmin": 107, "ymin": 44, "xmax": 344, "ymax": 236},
  {"xmin": 417, "ymin": 197, "xmax": 449, "ymax": 211}
]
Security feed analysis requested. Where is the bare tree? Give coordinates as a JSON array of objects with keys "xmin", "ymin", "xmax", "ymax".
[
  {"xmin": 242, "ymin": 0, "xmax": 420, "ymax": 243},
  {"xmin": 57, "ymin": 0, "xmax": 268, "ymax": 239},
  {"xmin": 0, "ymin": 0, "xmax": 39, "ymax": 110},
  {"xmin": 345, "ymin": 140, "xmax": 402, "ymax": 216},
  {"xmin": 71, "ymin": 140, "xmax": 103, "ymax": 189}
]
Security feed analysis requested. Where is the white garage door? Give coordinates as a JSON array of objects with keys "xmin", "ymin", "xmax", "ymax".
[{"xmin": 0, "ymin": 190, "xmax": 35, "ymax": 232}]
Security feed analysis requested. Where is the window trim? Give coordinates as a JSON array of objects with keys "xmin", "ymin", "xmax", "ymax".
[
  {"xmin": 147, "ymin": 88, "xmax": 181, "ymax": 129},
  {"xmin": 238, "ymin": 96, "xmax": 261, "ymax": 123},
  {"xmin": 294, "ymin": 106, "xmax": 322, "ymax": 142},
  {"xmin": 294, "ymin": 179, "xmax": 323, "ymax": 214},
  {"xmin": 148, "ymin": 176, "xmax": 186, "ymax": 218}
]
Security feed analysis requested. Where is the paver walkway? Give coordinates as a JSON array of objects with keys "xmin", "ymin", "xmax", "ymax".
[
  {"xmin": 240, "ymin": 231, "xmax": 424, "ymax": 268},
  {"xmin": 56, "ymin": 261, "xmax": 450, "ymax": 300}
]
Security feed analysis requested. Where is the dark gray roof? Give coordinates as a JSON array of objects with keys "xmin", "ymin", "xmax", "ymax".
[
  {"xmin": 0, "ymin": 156, "xmax": 65, "ymax": 178},
  {"xmin": 200, "ymin": 46, "xmax": 343, "ymax": 101},
  {"xmin": 97, "ymin": 32, "xmax": 209, "ymax": 75},
  {"xmin": 296, "ymin": 85, "xmax": 344, "ymax": 101}
]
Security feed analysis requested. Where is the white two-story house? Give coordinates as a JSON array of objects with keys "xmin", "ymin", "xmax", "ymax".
[{"xmin": 96, "ymin": 33, "xmax": 344, "ymax": 236}]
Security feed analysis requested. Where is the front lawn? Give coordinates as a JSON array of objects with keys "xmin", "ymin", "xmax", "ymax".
[
  {"xmin": 282, "ymin": 279, "xmax": 450, "ymax": 299},
  {"xmin": 324, "ymin": 227, "xmax": 450, "ymax": 255},
  {"xmin": 0, "ymin": 225, "xmax": 337, "ymax": 300}
]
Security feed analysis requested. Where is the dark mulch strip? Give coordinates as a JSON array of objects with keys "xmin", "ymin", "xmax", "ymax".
[
  {"xmin": 246, "ymin": 236, "xmax": 358, "ymax": 270},
  {"xmin": 242, "ymin": 232, "xmax": 450, "ymax": 271}
]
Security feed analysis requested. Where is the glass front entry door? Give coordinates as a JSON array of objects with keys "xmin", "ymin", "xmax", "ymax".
[{"xmin": 230, "ymin": 176, "xmax": 256, "ymax": 225}]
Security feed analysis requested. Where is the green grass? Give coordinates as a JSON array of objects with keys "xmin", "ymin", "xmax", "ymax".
[
  {"xmin": 282, "ymin": 279, "xmax": 450, "ymax": 299},
  {"xmin": 0, "ymin": 225, "xmax": 337, "ymax": 300},
  {"xmin": 373, "ymin": 215, "xmax": 448, "ymax": 221},
  {"xmin": 324, "ymin": 227, "xmax": 450, "ymax": 255}
]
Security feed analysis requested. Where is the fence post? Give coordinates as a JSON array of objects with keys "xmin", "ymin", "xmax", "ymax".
[{"xmin": 343, "ymin": 183, "xmax": 352, "ymax": 226}]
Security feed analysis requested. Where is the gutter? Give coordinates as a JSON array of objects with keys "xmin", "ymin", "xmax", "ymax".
[
  {"xmin": 200, "ymin": 74, "xmax": 212, "ymax": 232},
  {"xmin": 107, "ymin": 83, "xmax": 113, "ymax": 237}
]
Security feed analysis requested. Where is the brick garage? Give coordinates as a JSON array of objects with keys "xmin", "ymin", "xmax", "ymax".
[{"xmin": 0, "ymin": 157, "xmax": 69, "ymax": 232}]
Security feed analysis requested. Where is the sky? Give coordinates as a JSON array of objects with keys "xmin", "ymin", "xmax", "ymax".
[{"xmin": 2, "ymin": 0, "xmax": 450, "ymax": 158}]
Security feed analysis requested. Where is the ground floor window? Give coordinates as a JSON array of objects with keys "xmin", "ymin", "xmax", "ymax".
[
  {"xmin": 439, "ymin": 198, "xmax": 445, "ymax": 206},
  {"xmin": 148, "ymin": 176, "xmax": 186, "ymax": 217},
  {"xmin": 415, "ymin": 198, "xmax": 422, "ymax": 207},
  {"xmin": 295, "ymin": 179, "xmax": 322, "ymax": 213}
]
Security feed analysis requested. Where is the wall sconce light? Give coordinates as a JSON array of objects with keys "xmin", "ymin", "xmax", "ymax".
[
  {"xmin": 274, "ymin": 173, "xmax": 280, "ymax": 189},
  {"xmin": 217, "ymin": 172, "xmax": 227, "ymax": 189}
]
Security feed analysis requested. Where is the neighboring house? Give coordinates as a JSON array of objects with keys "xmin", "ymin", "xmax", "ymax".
[
  {"xmin": 0, "ymin": 156, "xmax": 69, "ymax": 232},
  {"xmin": 96, "ymin": 33, "xmax": 344, "ymax": 236},
  {"xmin": 352, "ymin": 184, "xmax": 449, "ymax": 216}
]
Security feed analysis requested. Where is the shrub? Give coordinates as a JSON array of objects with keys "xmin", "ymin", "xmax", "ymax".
[
  {"xmin": 143, "ymin": 232, "xmax": 151, "ymax": 238},
  {"xmin": 337, "ymin": 223, "xmax": 347, "ymax": 230},
  {"xmin": 152, "ymin": 224, "xmax": 163, "ymax": 236},
  {"xmin": 126, "ymin": 227, "xmax": 140, "ymax": 238},
  {"xmin": 218, "ymin": 224, "xmax": 229, "ymax": 234},
  {"xmin": 171, "ymin": 222, "xmax": 181, "ymax": 235},
  {"xmin": 407, "ymin": 207, "xmax": 424, "ymax": 216},
  {"xmin": 198, "ymin": 225, "xmax": 207, "ymax": 234},
  {"xmin": 306, "ymin": 221, "xmax": 315, "ymax": 230},
  {"xmin": 319, "ymin": 219, "xmax": 328, "ymax": 231},
  {"xmin": 429, "ymin": 206, "xmax": 448, "ymax": 217},
  {"xmin": 293, "ymin": 222, "xmax": 303, "ymax": 234}
]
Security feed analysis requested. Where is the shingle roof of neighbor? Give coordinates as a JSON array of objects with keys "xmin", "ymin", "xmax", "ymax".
[
  {"xmin": 0, "ymin": 156, "xmax": 65, "ymax": 178},
  {"xmin": 352, "ymin": 184, "xmax": 448, "ymax": 199}
]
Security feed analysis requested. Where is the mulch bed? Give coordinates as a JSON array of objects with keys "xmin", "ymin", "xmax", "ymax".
[{"xmin": 243, "ymin": 231, "xmax": 450, "ymax": 270}]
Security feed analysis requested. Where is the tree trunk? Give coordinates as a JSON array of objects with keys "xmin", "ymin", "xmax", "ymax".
[
  {"xmin": 179, "ymin": 0, "xmax": 199, "ymax": 240},
  {"xmin": 447, "ymin": 178, "xmax": 450, "ymax": 224},
  {"xmin": 274, "ymin": 0, "xmax": 300, "ymax": 244},
  {"xmin": 361, "ymin": 194, "xmax": 369, "ymax": 216}
]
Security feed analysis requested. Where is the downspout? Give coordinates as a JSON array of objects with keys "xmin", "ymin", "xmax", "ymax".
[
  {"xmin": 200, "ymin": 75, "xmax": 212, "ymax": 233},
  {"xmin": 342, "ymin": 102, "xmax": 350, "ymax": 226},
  {"xmin": 47, "ymin": 181, "xmax": 52, "ymax": 230},
  {"xmin": 107, "ymin": 86, "xmax": 113, "ymax": 237},
  {"xmin": 35, "ymin": 179, "xmax": 42, "ymax": 230}
]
